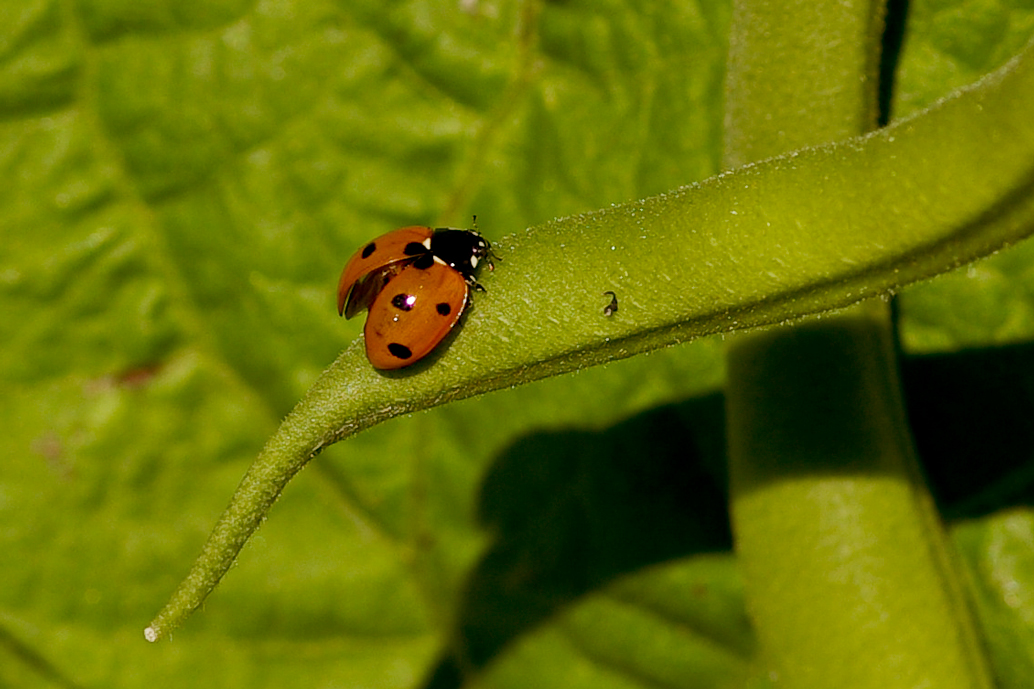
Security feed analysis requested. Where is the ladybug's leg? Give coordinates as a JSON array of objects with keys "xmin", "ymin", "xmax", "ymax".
[{"xmin": 485, "ymin": 248, "xmax": 500, "ymax": 271}]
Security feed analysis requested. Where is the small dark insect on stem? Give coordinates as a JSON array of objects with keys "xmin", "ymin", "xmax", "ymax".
[{"xmin": 603, "ymin": 290, "xmax": 618, "ymax": 316}]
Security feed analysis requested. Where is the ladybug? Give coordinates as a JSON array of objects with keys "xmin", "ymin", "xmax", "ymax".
[{"xmin": 337, "ymin": 224, "xmax": 494, "ymax": 369}]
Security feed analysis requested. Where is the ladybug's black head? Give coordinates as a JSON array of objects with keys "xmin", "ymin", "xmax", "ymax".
[{"xmin": 429, "ymin": 229, "xmax": 493, "ymax": 279}]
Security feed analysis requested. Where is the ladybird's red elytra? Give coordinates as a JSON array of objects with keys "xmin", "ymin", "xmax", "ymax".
[
  {"xmin": 337, "ymin": 226, "xmax": 433, "ymax": 318},
  {"xmin": 364, "ymin": 262, "xmax": 470, "ymax": 369},
  {"xmin": 337, "ymin": 224, "xmax": 494, "ymax": 369}
]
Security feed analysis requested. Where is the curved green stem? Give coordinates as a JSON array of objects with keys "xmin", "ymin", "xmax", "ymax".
[{"xmin": 147, "ymin": 31, "xmax": 1034, "ymax": 640}]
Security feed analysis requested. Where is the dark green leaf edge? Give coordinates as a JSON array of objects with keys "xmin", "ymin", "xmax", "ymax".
[{"xmin": 146, "ymin": 37, "xmax": 1034, "ymax": 641}]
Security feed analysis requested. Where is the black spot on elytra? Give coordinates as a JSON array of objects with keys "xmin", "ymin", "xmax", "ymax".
[
  {"xmin": 361, "ymin": 243, "xmax": 377, "ymax": 259},
  {"xmin": 392, "ymin": 293, "xmax": 415, "ymax": 311},
  {"xmin": 412, "ymin": 253, "xmax": 434, "ymax": 270},
  {"xmin": 404, "ymin": 241, "xmax": 427, "ymax": 256},
  {"xmin": 388, "ymin": 343, "xmax": 412, "ymax": 360},
  {"xmin": 436, "ymin": 302, "xmax": 452, "ymax": 316}
]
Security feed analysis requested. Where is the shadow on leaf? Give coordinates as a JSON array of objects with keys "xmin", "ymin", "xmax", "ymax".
[
  {"xmin": 421, "ymin": 396, "xmax": 731, "ymax": 688},
  {"xmin": 904, "ymin": 341, "xmax": 1034, "ymax": 518}
]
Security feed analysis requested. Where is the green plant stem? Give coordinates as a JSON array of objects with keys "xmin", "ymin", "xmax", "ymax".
[
  {"xmin": 727, "ymin": 304, "xmax": 992, "ymax": 687},
  {"xmin": 146, "ymin": 30, "xmax": 1034, "ymax": 641},
  {"xmin": 723, "ymin": 0, "xmax": 993, "ymax": 686},
  {"xmin": 724, "ymin": 0, "xmax": 885, "ymax": 165}
]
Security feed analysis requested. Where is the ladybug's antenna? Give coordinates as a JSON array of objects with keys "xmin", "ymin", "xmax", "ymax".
[{"xmin": 471, "ymin": 215, "xmax": 478, "ymax": 232}]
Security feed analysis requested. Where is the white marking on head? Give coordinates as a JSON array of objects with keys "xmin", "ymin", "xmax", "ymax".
[
  {"xmin": 470, "ymin": 256, "xmax": 479, "ymax": 267},
  {"xmin": 422, "ymin": 238, "xmax": 432, "ymax": 249}
]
